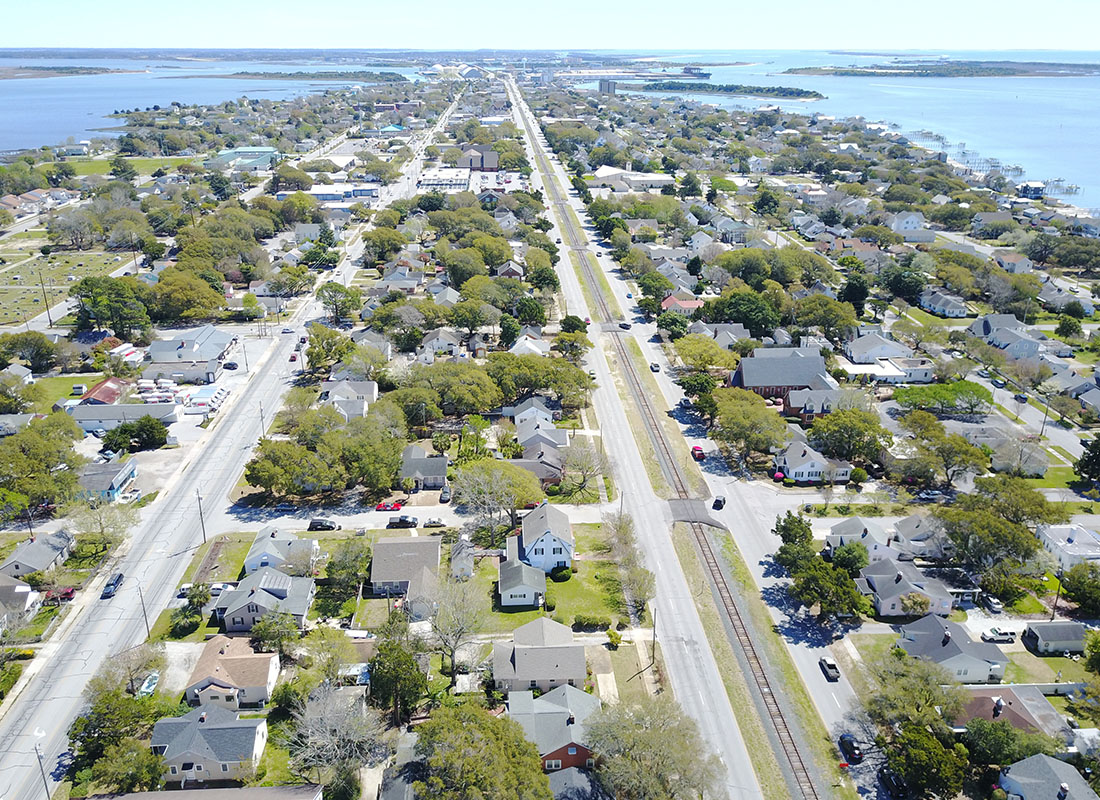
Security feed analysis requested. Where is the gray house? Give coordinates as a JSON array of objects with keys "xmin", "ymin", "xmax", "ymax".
[
  {"xmin": 0, "ymin": 530, "xmax": 75, "ymax": 579},
  {"xmin": 1000, "ymin": 754, "xmax": 1098, "ymax": 800},
  {"xmin": 151, "ymin": 705, "xmax": 267, "ymax": 783},
  {"xmin": 492, "ymin": 617, "xmax": 587, "ymax": 694},
  {"xmin": 398, "ymin": 445, "xmax": 448, "ymax": 491},
  {"xmin": 499, "ymin": 538, "xmax": 547, "ymax": 608},
  {"xmin": 898, "ymin": 615, "xmax": 1008, "ymax": 684},
  {"xmin": 1023, "ymin": 621, "xmax": 1087, "ymax": 654},
  {"xmin": 857, "ymin": 558, "xmax": 953, "ymax": 618},
  {"xmin": 370, "ymin": 536, "xmax": 441, "ymax": 598},
  {"xmin": 213, "ymin": 568, "xmax": 315, "ymax": 633},
  {"xmin": 243, "ymin": 527, "xmax": 320, "ymax": 576}
]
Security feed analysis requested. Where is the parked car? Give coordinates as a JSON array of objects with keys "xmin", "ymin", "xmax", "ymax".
[
  {"xmin": 294, "ymin": 342, "xmax": 303, "ymax": 352},
  {"xmin": 299, "ymin": 336, "xmax": 308, "ymax": 344},
  {"xmin": 136, "ymin": 670, "xmax": 160, "ymax": 698},
  {"xmin": 178, "ymin": 583, "xmax": 193, "ymax": 598},
  {"xmin": 223, "ymin": 362, "xmax": 238, "ymax": 370},
  {"xmin": 376, "ymin": 502, "xmax": 402, "ymax": 512},
  {"xmin": 877, "ymin": 766, "xmax": 908, "ymax": 798},
  {"xmin": 388, "ymin": 515, "xmax": 419, "ymax": 528},
  {"xmin": 423, "ymin": 518, "xmax": 445, "ymax": 528},
  {"xmin": 819, "ymin": 656, "xmax": 841, "ymax": 681},
  {"xmin": 618, "ymin": 322, "xmax": 632, "ymax": 330},
  {"xmin": 992, "ymin": 378, "xmax": 1006, "ymax": 388},
  {"xmin": 1014, "ymin": 393, "xmax": 1028, "ymax": 403},
  {"xmin": 289, "ymin": 353, "xmax": 298, "ymax": 362},
  {"xmin": 101, "ymin": 572, "xmax": 124, "ymax": 599},
  {"xmin": 209, "ymin": 583, "xmax": 233, "ymax": 596},
  {"xmin": 626, "ymin": 292, "xmax": 633, "ymax": 298},
  {"xmin": 649, "ymin": 363, "xmax": 661, "ymax": 372},
  {"xmin": 838, "ymin": 734, "xmax": 864, "ymax": 764},
  {"xmin": 45, "ymin": 587, "xmax": 75, "ymax": 603},
  {"xmin": 983, "ymin": 595, "xmax": 1005, "ymax": 613},
  {"xmin": 92, "ymin": 428, "xmax": 107, "ymax": 438},
  {"xmin": 691, "ymin": 446, "xmax": 705, "ymax": 461},
  {"xmin": 713, "ymin": 496, "xmax": 726, "ymax": 510},
  {"xmin": 679, "ymin": 397, "xmax": 693, "ymax": 409},
  {"xmin": 439, "ymin": 486, "xmax": 451, "ymax": 503},
  {"xmin": 308, "ymin": 518, "xmax": 339, "ymax": 531},
  {"xmin": 981, "ymin": 628, "xmax": 1016, "ymax": 643},
  {"xmin": 977, "ymin": 369, "xmax": 990, "ymax": 378},
  {"xmin": 281, "ymin": 328, "xmax": 294, "ymax": 334}
]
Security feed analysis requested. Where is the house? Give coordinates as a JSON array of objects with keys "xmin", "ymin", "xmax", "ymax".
[
  {"xmin": 77, "ymin": 458, "xmax": 138, "ymax": 503},
  {"xmin": 151, "ymin": 705, "xmax": 267, "ymax": 784},
  {"xmin": 0, "ymin": 414, "xmax": 33, "ymax": 438},
  {"xmin": 784, "ymin": 388, "xmax": 840, "ymax": 424},
  {"xmin": 184, "ymin": 635, "xmax": 280, "ymax": 709},
  {"xmin": 146, "ymin": 325, "xmax": 234, "ymax": 364},
  {"xmin": 731, "ymin": 350, "xmax": 836, "ymax": 399},
  {"xmin": 1023, "ymin": 621, "xmax": 1087, "ymax": 654},
  {"xmin": 511, "ymin": 443, "xmax": 565, "ymax": 488},
  {"xmin": 510, "ymin": 336, "xmax": 551, "ymax": 357},
  {"xmin": 0, "ymin": 573, "xmax": 41, "ymax": 633},
  {"xmin": 109, "ymin": 788, "xmax": 322, "ymax": 800},
  {"xmin": 999, "ymin": 754, "xmax": 1099, "ymax": 800},
  {"xmin": 995, "ymin": 251, "xmax": 1034, "ymax": 274},
  {"xmin": 897, "ymin": 614, "xmax": 1008, "ymax": 683},
  {"xmin": 243, "ymin": 527, "xmax": 320, "ymax": 576},
  {"xmin": 213, "ymin": 568, "xmax": 315, "ymax": 633},
  {"xmin": 515, "ymin": 417, "xmax": 568, "ymax": 449},
  {"xmin": 956, "ymin": 687, "xmax": 1070, "ymax": 742},
  {"xmin": 919, "ymin": 288, "xmax": 969, "ymax": 318},
  {"xmin": 844, "ymin": 333, "xmax": 912, "ymax": 364},
  {"xmin": 2, "ymin": 364, "xmax": 33, "ymax": 384},
  {"xmin": 824, "ymin": 518, "xmax": 904, "ymax": 564},
  {"xmin": 69, "ymin": 402, "xmax": 178, "ymax": 433},
  {"xmin": 499, "ymin": 541, "xmax": 547, "ymax": 607},
  {"xmin": 1036, "ymin": 524, "xmax": 1100, "ymax": 570},
  {"xmin": 507, "ymin": 685, "xmax": 601, "ymax": 772},
  {"xmin": 80, "ymin": 377, "xmax": 130, "ymax": 405},
  {"xmin": 892, "ymin": 513, "xmax": 950, "ymax": 560},
  {"xmin": 514, "ymin": 504, "xmax": 574, "ymax": 572},
  {"xmin": 503, "ymin": 396, "xmax": 554, "ymax": 426},
  {"xmin": 369, "ymin": 536, "xmax": 442, "ymax": 598},
  {"xmin": 0, "ymin": 530, "xmax": 75, "ymax": 579},
  {"xmin": 773, "ymin": 442, "xmax": 851, "ymax": 484},
  {"xmin": 398, "ymin": 445, "xmax": 448, "ymax": 491},
  {"xmin": 318, "ymin": 380, "xmax": 378, "ymax": 422},
  {"xmin": 660, "ymin": 294, "xmax": 705, "ymax": 316},
  {"xmin": 887, "ymin": 211, "xmax": 934, "ymax": 243},
  {"xmin": 971, "ymin": 211, "xmax": 1013, "ymax": 234},
  {"xmin": 857, "ymin": 558, "xmax": 954, "ymax": 617},
  {"xmin": 495, "ymin": 260, "xmax": 525, "ymax": 279},
  {"xmin": 492, "ymin": 617, "xmax": 587, "ymax": 693},
  {"xmin": 421, "ymin": 329, "xmax": 462, "ymax": 356},
  {"xmin": 1040, "ymin": 284, "xmax": 1094, "ymax": 316},
  {"xmin": 450, "ymin": 534, "xmax": 475, "ymax": 581}
]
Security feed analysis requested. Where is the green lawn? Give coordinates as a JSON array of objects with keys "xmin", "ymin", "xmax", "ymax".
[
  {"xmin": 849, "ymin": 633, "xmax": 897, "ymax": 667},
  {"xmin": 148, "ymin": 607, "xmax": 220, "ymax": 643},
  {"xmin": 59, "ymin": 156, "xmax": 198, "ymax": 176},
  {"xmin": 905, "ymin": 306, "xmax": 976, "ymax": 327},
  {"xmin": 254, "ymin": 709, "xmax": 296, "ymax": 786},
  {"xmin": 353, "ymin": 597, "xmax": 392, "ymax": 628},
  {"xmin": 17, "ymin": 604, "xmax": 62, "ymax": 641},
  {"xmin": 573, "ymin": 523, "xmax": 609, "ymax": 557},
  {"xmin": 1024, "ymin": 467, "xmax": 1079, "ymax": 490},
  {"xmin": 609, "ymin": 644, "xmax": 653, "ymax": 705},
  {"xmin": 1010, "ymin": 593, "xmax": 1047, "ymax": 614},
  {"xmin": 31, "ymin": 373, "xmax": 104, "ymax": 412}
]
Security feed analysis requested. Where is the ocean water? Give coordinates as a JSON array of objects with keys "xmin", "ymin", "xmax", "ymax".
[
  {"xmin": 0, "ymin": 56, "xmax": 420, "ymax": 153},
  {"xmin": 586, "ymin": 49, "xmax": 1100, "ymax": 211},
  {"xmin": 2, "ymin": 49, "xmax": 1098, "ymax": 211}
]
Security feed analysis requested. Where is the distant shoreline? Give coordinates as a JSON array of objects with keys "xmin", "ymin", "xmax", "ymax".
[
  {"xmin": 166, "ymin": 70, "xmax": 410, "ymax": 83},
  {"xmin": 786, "ymin": 60, "xmax": 1100, "ymax": 78},
  {"xmin": 0, "ymin": 66, "xmax": 139, "ymax": 80},
  {"xmin": 621, "ymin": 80, "xmax": 824, "ymax": 100}
]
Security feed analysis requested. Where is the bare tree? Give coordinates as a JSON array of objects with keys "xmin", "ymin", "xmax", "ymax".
[
  {"xmin": 106, "ymin": 642, "xmax": 165, "ymax": 695},
  {"xmin": 67, "ymin": 500, "xmax": 138, "ymax": 548},
  {"xmin": 562, "ymin": 441, "xmax": 609, "ymax": 495},
  {"xmin": 430, "ymin": 579, "xmax": 484, "ymax": 688},
  {"xmin": 601, "ymin": 512, "xmax": 655, "ymax": 616},
  {"xmin": 284, "ymin": 683, "xmax": 392, "ymax": 786}
]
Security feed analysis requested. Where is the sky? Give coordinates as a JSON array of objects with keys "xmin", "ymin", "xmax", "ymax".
[{"xmin": 4, "ymin": 0, "xmax": 1100, "ymax": 51}]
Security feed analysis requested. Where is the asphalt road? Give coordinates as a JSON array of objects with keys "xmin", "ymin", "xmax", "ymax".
[{"xmin": 507, "ymin": 78, "xmax": 765, "ymax": 800}]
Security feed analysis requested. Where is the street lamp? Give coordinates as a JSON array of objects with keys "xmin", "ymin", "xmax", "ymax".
[
  {"xmin": 1050, "ymin": 569, "xmax": 1065, "ymax": 621},
  {"xmin": 196, "ymin": 489, "xmax": 207, "ymax": 544},
  {"xmin": 34, "ymin": 743, "xmax": 51, "ymax": 800}
]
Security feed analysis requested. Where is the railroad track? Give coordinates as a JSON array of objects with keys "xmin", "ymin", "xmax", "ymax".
[{"xmin": 511, "ymin": 82, "xmax": 824, "ymax": 800}]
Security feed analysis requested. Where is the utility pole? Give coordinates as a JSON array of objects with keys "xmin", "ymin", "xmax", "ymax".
[
  {"xmin": 34, "ymin": 744, "xmax": 51, "ymax": 800},
  {"xmin": 1050, "ymin": 571, "xmax": 1064, "ymax": 621},
  {"xmin": 136, "ymin": 584, "xmax": 151, "ymax": 638},
  {"xmin": 259, "ymin": 401, "xmax": 266, "ymax": 435},
  {"xmin": 37, "ymin": 270, "xmax": 53, "ymax": 327},
  {"xmin": 196, "ymin": 489, "xmax": 207, "ymax": 544}
]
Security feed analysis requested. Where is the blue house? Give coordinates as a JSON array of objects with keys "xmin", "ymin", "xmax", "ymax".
[{"xmin": 78, "ymin": 459, "xmax": 138, "ymax": 502}]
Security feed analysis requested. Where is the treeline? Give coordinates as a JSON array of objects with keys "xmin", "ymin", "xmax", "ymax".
[
  {"xmin": 633, "ymin": 81, "xmax": 825, "ymax": 100},
  {"xmin": 226, "ymin": 71, "xmax": 409, "ymax": 82}
]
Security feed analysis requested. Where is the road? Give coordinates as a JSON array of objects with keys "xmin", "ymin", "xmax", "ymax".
[
  {"xmin": 0, "ymin": 97, "xmax": 463, "ymax": 800},
  {"xmin": 507, "ymin": 78, "xmax": 766, "ymax": 800}
]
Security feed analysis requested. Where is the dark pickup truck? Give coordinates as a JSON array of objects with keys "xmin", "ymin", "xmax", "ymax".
[{"xmin": 388, "ymin": 515, "xmax": 419, "ymax": 528}]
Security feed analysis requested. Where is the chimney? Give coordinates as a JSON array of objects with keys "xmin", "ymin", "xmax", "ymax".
[
  {"xmin": 894, "ymin": 573, "xmax": 902, "ymax": 583},
  {"xmin": 567, "ymin": 714, "xmax": 575, "ymax": 725},
  {"xmin": 993, "ymin": 696, "xmax": 1003, "ymax": 717},
  {"xmin": 942, "ymin": 628, "xmax": 952, "ymax": 645},
  {"xmin": 1059, "ymin": 783, "xmax": 1070, "ymax": 799},
  {"xmin": 270, "ymin": 530, "xmax": 277, "ymax": 538},
  {"xmin": 199, "ymin": 712, "xmax": 207, "ymax": 723}
]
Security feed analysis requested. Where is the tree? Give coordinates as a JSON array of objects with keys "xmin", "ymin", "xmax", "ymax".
[
  {"xmin": 1076, "ymin": 437, "xmax": 1100, "ymax": 484},
  {"xmin": 430, "ymin": 579, "xmax": 483, "ymax": 687},
  {"xmin": 0, "ymin": 331, "xmax": 57, "ymax": 373},
  {"xmin": 899, "ymin": 592, "xmax": 932, "ymax": 616},
  {"xmin": 788, "ymin": 558, "xmax": 869, "ymax": 619},
  {"xmin": 109, "ymin": 155, "xmax": 137, "ymax": 181},
  {"xmin": 327, "ymin": 538, "xmax": 371, "ymax": 600},
  {"xmin": 67, "ymin": 499, "xmax": 138, "ymax": 548},
  {"xmin": 886, "ymin": 723, "xmax": 967, "ymax": 799},
  {"xmin": 865, "ymin": 649, "xmax": 965, "ymax": 734},
  {"xmin": 678, "ymin": 172, "xmax": 701, "ymax": 198},
  {"xmin": 832, "ymin": 541, "xmax": 869, "ymax": 576},
  {"xmin": 362, "ymin": 227, "xmax": 407, "ymax": 263},
  {"xmin": 838, "ymin": 271, "xmax": 870, "ymax": 316},
  {"xmin": 249, "ymin": 611, "xmax": 299, "ymax": 662},
  {"xmin": 1057, "ymin": 315, "xmax": 1084, "ymax": 339},
  {"xmin": 0, "ymin": 374, "xmax": 43, "ymax": 414},
  {"xmin": 451, "ymin": 459, "xmax": 542, "ymax": 539},
  {"xmin": 1026, "ymin": 233, "xmax": 1057, "ymax": 265},
  {"xmin": 656, "ymin": 311, "xmax": 689, "ymax": 340},
  {"xmin": 674, "ymin": 333, "xmax": 738, "ymax": 372},
  {"xmin": 514, "ymin": 295, "xmax": 545, "ymax": 325},
  {"xmin": 560, "ymin": 314, "xmax": 587, "ymax": 334},
  {"xmin": 371, "ymin": 638, "xmax": 427, "ymax": 726},
  {"xmin": 809, "ymin": 409, "xmax": 892, "ymax": 463},
  {"xmin": 317, "ymin": 282, "xmax": 361, "ymax": 322},
  {"xmin": 553, "ymin": 331, "xmax": 593, "ymax": 363},
  {"xmin": 302, "ymin": 626, "xmax": 357, "ymax": 684},
  {"xmin": 414, "ymin": 703, "xmax": 553, "ymax": 800},
  {"xmin": 712, "ymin": 388, "xmax": 787, "ymax": 463},
  {"xmin": 586, "ymin": 696, "xmax": 722, "ymax": 800},
  {"xmin": 285, "ymin": 683, "xmax": 391, "ymax": 788},
  {"xmin": 305, "ymin": 324, "xmax": 354, "ymax": 373},
  {"xmin": 936, "ymin": 507, "xmax": 1039, "ymax": 569},
  {"xmin": 774, "ymin": 511, "xmax": 813, "ymax": 546},
  {"xmin": 90, "ymin": 737, "xmax": 165, "ymax": 792},
  {"xmin": 962, "ymin": 718, "xmax": 1060, "ymax": 766},
  {"xmin": 562, "ymin": 441, "xmax": 608, "ymax": 494},
  {"xmin": 1063, "ymin": 562, "xmax": 1100, "ymax": 617},
  {"xmin": 68, "ymin": 685, "xmax": 155, "ymax": 769},
  {"xmin": 793, "ymin": 294, "xmax": 857, "ymax": 343},
  {"xmin": 753, "ymin": 186, "xmax": 780, "ymax": 216},
  {"xmin": 185, "ymin": 582, "xmax": 211, "ymax": 613},
  {"xmin": 499, "ymin": 313, "xmax": 521, "ymax": 348}
]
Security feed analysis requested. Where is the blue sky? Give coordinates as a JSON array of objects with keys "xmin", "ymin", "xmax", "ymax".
[{"xmin": 5, "ymin": 0, "xmax": 1100, "ymax": 50}]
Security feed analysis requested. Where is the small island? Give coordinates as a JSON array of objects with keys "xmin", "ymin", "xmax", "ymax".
[
  {"xmin": 0, "ymin": 65, "xmax": 137, "ymax": 80},
  {"xmin": 785, "ymin": 60, "xmax": 1100, "ymax": 78},
  {"xmin": 202, "ymin": 70, "xmax": 409, "ymax": 83},
  {"xmin": 624, "ymin": 80, "xmax": 825, "ymax": 100}
]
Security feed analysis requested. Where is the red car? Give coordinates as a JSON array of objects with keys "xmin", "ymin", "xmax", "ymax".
[
  {"xmin": 691, "ymin": 446, "xmax": 705, "ymax": 461},
  {"xmin": 45, "ymin": 587, "xmax": 75, "ymax": 602},
  {"xmin": 289, "ymin": 353, "xmax": 298, "ymax": 362},
  {"xmin": 376, "ymin": 501, "xmax": 403, "ymax": 511}
]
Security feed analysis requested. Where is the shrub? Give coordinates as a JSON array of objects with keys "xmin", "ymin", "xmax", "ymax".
[
  {"xmin": 546, "ymin": 484, "xmax": 561, "ymax": 496},
  {"xmin": 607, "ymin": 629, "xmax": 622, "ymax": 649},
  {"xmin": 544, "ymin": 592, "xmax": 557, "ymax": 612},
  {"xmin": 573, "ymin": 614, "xmax": 611, "ymax": 631},
  {"xmin": 550, "ymin": 566, "xmax": 572, "ymax": 583},
  {"xmin": 0, "ymin": 662, "xmax": 24, "ymax": 699},
  {"xmin": 782, "ymin": 478, "xmax": 795, "ymax": 487},
  {"xmin": 849, "ymin": 467, "xmax": 868, "ymax": 485}
]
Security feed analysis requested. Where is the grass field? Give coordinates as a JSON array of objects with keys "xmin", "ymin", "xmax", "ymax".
[
  {"xmin": 609, "ymin": 644, "xmax": 653, "ymax": 706},
  {"xmin": 0, "ymin": 250, "xmax": 128, "ymax": 324},
  {"xmin": 31, "ymin": 373, "xmax": 104, "ymax": 412},
  {"xmin": 1023, "ymin": 466, "xmax": 1079, "ymax": 490},
  {"xmin": 58, "ymin": 156, "xmax": 199, "ymax": 176}
]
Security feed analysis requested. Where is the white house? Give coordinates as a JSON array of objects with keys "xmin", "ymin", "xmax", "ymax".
[
  {"xmin": 919, "ymin": 289, "xmax": 969, "ymax": 318},
  {"xmin": 774, "ymin": 442, "xmax": 851, "ymax": 483},
  {"xmin": 243, "ymin": 527, "xmax": 320, "ymax": 576},
  {"xmin": 844, "ymin": 333, "xmax": 913, "ymax": 365},
  {"xmin": 1036, "ymin": 524, "xmax": 1100, "ymax": 570},
  {"xmin": 515, "ymin": 504, "xmax": 574, "ymax": 572}
]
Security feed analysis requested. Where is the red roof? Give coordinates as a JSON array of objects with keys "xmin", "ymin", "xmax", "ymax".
[
  {"xmin": 660, "ymin": 295, "xmax": 704, "ymax": 311},
  {"xmin": 81, "ymin": 377, "xmax": 130, "ymax": 405}
]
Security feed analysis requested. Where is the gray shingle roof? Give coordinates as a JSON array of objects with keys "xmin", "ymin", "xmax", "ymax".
[
  {"xmin": 522, "ymin": 504, "xmax": 574, "ymax": 547},
  {"xmin": 151, "ymin": 705, "xmax": 264, "ymax": 762},
  {"xmin": 735, "ymin": 352, "xmax": 831, "ymax": 390},
  {"xmin": 370, "ymin": 537, "xmax": 441, "ymax": 586},
  {"xmin": 1001, "ymin": 753, "xmax": 1098, "ymax": 799},
  {"xmin": 507, "ymin": 685, "xmax": 601, "ymax": 755},
  {"xmin": 899, "ymin": 614, "xmax": 1007, "ymax": 667},
  {"xmin": 213, "ymin": 568, "xmax": 314, "ymax": 620},
  {"xmin": 499, "ymin": 559, "xmax": 546, "ymax": 594},
  {"xmin": 399, "ymin": 445, "xmax": 448, "ymax": 482},
  {"xmin": 0, "ymin": 530, "xmax": 74, "ymax": 575}
]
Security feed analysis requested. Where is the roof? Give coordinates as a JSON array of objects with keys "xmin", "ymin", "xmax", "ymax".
[
  {"xmin": 1038, "ymin": 524, "xmax": 1100, "ymax": 560},
  {"xmin": 104, "ymin": 787, "xmax": 322, "ymax": 800},
  {"xmin": 736, "ymin": 353, "xmax": 832, "ymax": 390},
  {"xmin": 515, "ymin": 616, "xmax": 574, "ymax": 646},
  {"xmin": 78, "ymin": 459, "xmax": 135, "ymax": 493},
  {"xmin": 147, "ymin": 325, "xmax": 234, "ymax": 363},
  {"xmin": 547, "ymin": 768, "xmax": 605, "ymax": 799},
  {"xmin": 81, "ymin": 377, "xmax": 130, "ymax": 405},
  {"xmin": 500, "ymin": 558, "xmax": 546, "ymax": 594},
  {"xmin": 846, "ymin": 332, "xmax": 911, "ymax": 358},
  {"xmin": 213, "ymin": 568, "xmax": 315, "ymax": 619},
  {"xmin": 826, "ymin": 517, "xmax": 891, "ymax": 550},
  {"xmin": 246, "ymin": 526, "xmax": 316, "ymax": 568},
  {"xmin": 370, "ymin": 537, "xmax": 441, "ymax": 586},
  {"xmin": 151, "ymin": 705, "xmax": 265, "ymax": 762},
  {"xmin": 522, "ymin": 504, "xmax": 574, "ymax": 547},
  {"xmin": 187, "ymin": 635, "xmax": 278, "ymax": 693},
  {"xmin": 0, "ymin": 530, "xmax": 74, "ymax": 574},
  {"xmin": 1025, "ymin": 620, "xmax": 1087, "ymax": 644},
  {"xmin": 777, "ymin": 442, "xmax": 840, "ymax": 472},
  {"xmin": 860, "ymin": 559, "xmax": 951, "ymax": 603},
  {"xmin": 1001, "ymin": 754, "xmax": 1098, "ymax": 799},
  {"xmin": 493, "ymin": 621, "xmax": 587, "ymax": 685},
  {"xmin": 960, "ymin": 686, "xmax": 1067, "ymax": 738},
  {"xmin": 507, "ymin": 684, "xmax": 602, "ymax": 755},
  {"xmin": 898, "ymin": 614, "xmax": 1008, "ymax": 667},
  {"xmin": 515, "ymin": 417, "xmax": 568, "ymax": 447},
  {"xmin": 399, "ymin": 445, "xmax": 448, "ymax": 482}
]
